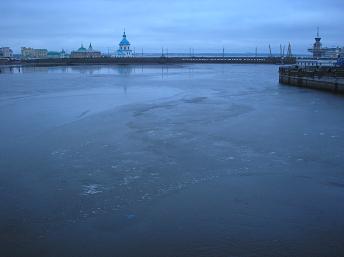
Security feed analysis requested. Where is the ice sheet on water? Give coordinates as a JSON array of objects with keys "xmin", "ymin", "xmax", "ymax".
[{"xmin": 81, "ymin": 184, "xmax": 104, "ymax": 196}]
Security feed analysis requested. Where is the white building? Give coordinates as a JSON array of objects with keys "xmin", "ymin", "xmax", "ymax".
[
  {"xmin": 0, "ymin": 47, "xmax": 13, "ymax": 58},
  {"xmin": 21, "ymin": 47, "xmax": 48, "ymax": 59},
  {"xmin": 116, "ymin": 31, "xmax": 133, "ymax": 57}
]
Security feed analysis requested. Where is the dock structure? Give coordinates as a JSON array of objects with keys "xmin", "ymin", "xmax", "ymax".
[
  {"xmin": 175, "ymin": 56, "xmax": 295, "ymax": 64},
  {"xmin": 279, "ymin": 66, "xmax": 344, "ymax": 94},
  {"xmin": 1, "ymin": 56, "xmax": 296, "ymax": 67}
]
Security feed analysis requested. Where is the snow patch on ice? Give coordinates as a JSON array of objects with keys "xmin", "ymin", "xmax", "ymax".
[{"xmin": 81, "ymin": 184, "xmax": 104, "ymax": 196}]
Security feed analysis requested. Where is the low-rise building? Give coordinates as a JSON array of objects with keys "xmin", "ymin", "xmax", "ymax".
[
  {"xmin": 21, "ymin": 47, "xmax": 48, "ymax": 59},
  {"xmin": 70, "ymin": 43, "xmax": 101, "ymax": 58},
  {"xmin": 0, "ymin": 47, "xmax": 13, "ymax": 58},
  {"xmin": 47, "ymin": 49, "xmax": 67, "ymax": 58}
]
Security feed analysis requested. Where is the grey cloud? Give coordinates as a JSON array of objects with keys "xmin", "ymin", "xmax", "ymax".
[{"xmin": 0, "ymin": 0, "xmax": 343, "ymax": 54}]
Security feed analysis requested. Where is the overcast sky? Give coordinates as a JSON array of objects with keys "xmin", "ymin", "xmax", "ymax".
[{"xmin": 1, "ymin": 0, "xmax": 343, "ymax": 54}]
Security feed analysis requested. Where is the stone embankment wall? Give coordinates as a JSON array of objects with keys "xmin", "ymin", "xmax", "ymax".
[{"xmin": 279, "ymin": 66, "xmax": 344, "ymax": 94}]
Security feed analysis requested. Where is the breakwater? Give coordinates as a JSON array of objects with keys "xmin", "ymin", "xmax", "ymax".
[
  {"xmin": 279, "ymin": 66, "xmax": 344, "ymax": 94},
  {"xmin": 1, "ymin": 56, "xmax": 296, "ymax": 67}
]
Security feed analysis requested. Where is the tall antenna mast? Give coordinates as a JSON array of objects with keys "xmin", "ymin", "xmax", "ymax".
[
  {"xmin": 287, "ymin": 42, "xmax": 292, "ymax": 57},
  {"xmin": 269, "ymin": 44, "xmax": 272, "ymax": 57}
]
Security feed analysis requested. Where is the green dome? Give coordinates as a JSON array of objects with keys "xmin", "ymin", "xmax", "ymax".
[{"xmin": 78, "ymin": 44, "xmax": 87, "ymax": 52}]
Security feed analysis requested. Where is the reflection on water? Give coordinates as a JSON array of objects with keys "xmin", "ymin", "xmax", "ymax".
[
  {"xmin": 0, "ymin": 64, "xmax": 193, "ymax": 78},
  {"xmin": 0, "ymin": 65, "xmax": 135, "ymax": 75},
  {"xmin": 0, "ymin": 66, "xmax": 23, "ymax": 74}
]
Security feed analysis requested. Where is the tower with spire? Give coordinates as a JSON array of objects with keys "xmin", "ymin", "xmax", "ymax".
[
  {"xmin": 116, "ymin": 30, "xmax": 133, "ymax": 57},
  {"xmin": 88, "ymin": 43, "xmax": 93, "ymax": 51},
  {"xmin": 311, "ymin": 27, "xmax": 324, "ymax": 59},
  {"xmin": 307, "ymin": 27, "xmax": 342, "ymax": 59}
]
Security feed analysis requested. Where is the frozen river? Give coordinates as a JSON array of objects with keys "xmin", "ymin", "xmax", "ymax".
[{"xmin": 0, "ymin": 64, "xmax": 344, "ymax": 257}]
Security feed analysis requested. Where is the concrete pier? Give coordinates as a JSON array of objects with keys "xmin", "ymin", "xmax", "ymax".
[
  {"xmin": 279, "ymin": 66, "xmax": 344, "ymax": 94},
  {"xmin": 1, "ymin": 56, "xmax": 296, "ymax": 67}
]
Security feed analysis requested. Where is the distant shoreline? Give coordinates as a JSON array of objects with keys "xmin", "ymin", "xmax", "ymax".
[{"xmin": 0, "ymin": 56, "xmax": 296, "ymax": 67}]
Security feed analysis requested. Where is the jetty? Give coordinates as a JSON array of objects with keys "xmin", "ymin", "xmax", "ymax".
[
  {"xmin": 279, "ymin": 65, "xmax": 344, "ymax": 94},
  {"xmin": 0, "ymin": 56, "xmax": 296, "ymax": 67}
]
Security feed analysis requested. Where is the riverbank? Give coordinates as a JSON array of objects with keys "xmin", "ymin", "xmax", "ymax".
[
  {"xmin": 279, "ymin": 66, "xmax": 344, "ymax": 94},
  {"xmin": 0, "ymin": 56, "xmax": 296, "ymax": 67}
]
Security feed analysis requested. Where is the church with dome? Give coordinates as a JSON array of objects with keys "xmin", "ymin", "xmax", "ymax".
[{"xmin": 116, "ymin": 31, "xmax": 133, "ymax": 57}]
